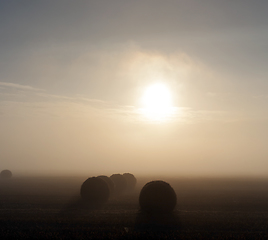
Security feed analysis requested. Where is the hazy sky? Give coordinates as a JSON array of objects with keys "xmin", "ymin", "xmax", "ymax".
[{"xmin": 1, "ymin": 0, "xmax": 268, "ymax": 176}]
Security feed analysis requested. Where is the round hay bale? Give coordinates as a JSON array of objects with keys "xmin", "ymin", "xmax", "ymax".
[
  {"xmin": 80, "ymin": 177, "xmax": 110, "ymax": 205},
  {"xmin": 110, "ymin": 174, "xmax": 127, "ymax": 195},
  {"xmin": 0, "ymin": 170, "xmax": 12, "ymax": 179},
  {"xmin": 97, "ymin": 175, "xmax": 115, "ymax": 195},
  {"xmin": 139, "ymin": 180, "xmax": 177, "ymax": 214},
  {"xmin": 123, "ymin": 173, "xmax": 137, "ymax": 190}
]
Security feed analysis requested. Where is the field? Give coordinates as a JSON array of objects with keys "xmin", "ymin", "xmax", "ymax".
[{"xmin": 1, "ymin": 175, "xmax": 268, "ymax": 239}]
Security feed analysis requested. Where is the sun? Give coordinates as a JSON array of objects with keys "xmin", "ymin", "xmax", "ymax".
[{"xmin": 141, "ymin": 83, "xmax": 174, "ymax": 121}]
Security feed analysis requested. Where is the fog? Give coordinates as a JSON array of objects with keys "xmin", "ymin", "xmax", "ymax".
[
  {"xmin": 1, "ymin": 1, "xmax": 268, "ymax": 177},
  {"xmin": 1, "ymin": 99, "xmax": 268, "ymax": 177}
]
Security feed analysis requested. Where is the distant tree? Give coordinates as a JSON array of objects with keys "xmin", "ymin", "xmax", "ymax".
[
  {"xmin": 110, "ymin": 174, "xmax": 127, "ymax": 195},
  {"xmin": 97, "ymin": 175, "xmax": 115, "ymax": 195},
  {"xmin": 0, "ymin": 169, "xmax": 12, "ymax": 179},
  {"xmin": 123, "ymin": 173, "xmax": 137, "ymax": 191},
  {"xmin": 80, "ymin": 177, "xmax": 110, "ymax": 206},
  {"xmin": 139, "ymin": 180, "xmax": 177, "ymax": 214}
]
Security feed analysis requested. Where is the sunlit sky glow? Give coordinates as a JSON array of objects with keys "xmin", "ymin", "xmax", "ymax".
[
  {"xmin": 140, "ymin": 83, "xmax": 177, "ymax": 122},
  {"xmin": 1, "ymin": 1, "xmax": 268, "ymax": 177}
]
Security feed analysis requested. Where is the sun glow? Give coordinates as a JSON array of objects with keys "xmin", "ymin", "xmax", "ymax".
[{"xmin": 141, "ymin": 83, "xmax": 175, "ymax": 121}]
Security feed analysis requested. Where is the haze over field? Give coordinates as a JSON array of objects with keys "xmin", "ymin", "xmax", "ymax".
[{"xmin": 1, "ymin": 1, "xmax": 268, "ymax": 177}]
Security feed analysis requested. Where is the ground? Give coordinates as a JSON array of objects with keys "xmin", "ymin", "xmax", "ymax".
[{"xmin": 1, "ymin": 176, "xmax": 268, "ymax": 239}]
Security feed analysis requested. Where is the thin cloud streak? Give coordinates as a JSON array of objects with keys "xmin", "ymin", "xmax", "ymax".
[
  {"xmin": 0, "ymin": 78, "xmax": 261, "ymax": 125},
  {"xmin": 0, "ymin": 81, "xmax": 44, "ymax": 91}
]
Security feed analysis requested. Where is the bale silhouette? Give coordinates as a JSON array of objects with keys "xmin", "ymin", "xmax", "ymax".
[
  {"xmin": 97, "ymin": 175, "xmax": 115, "ymax": 195},
  {"xmin": 0, "ymin": 169, "xmax": 12, "ymax": 179},
  {"xmin": 139, "ymin": 180, "xmax": 177, "ymax": 214},
  {"xmin": 123, "ymin": 173, "xmax": 137, "ymax": 190},
  {"xmin": 110, "ymin": 174, "xmax": 127, "ymax": 195},
  {"xmin": 80, "ymin": 177, "xmax": 110, "ymax": 206}
]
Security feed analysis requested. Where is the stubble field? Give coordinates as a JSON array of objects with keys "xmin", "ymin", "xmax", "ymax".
[{"xmin": 1, "ymin": 175, "xmax": 268, "ymax": 239}]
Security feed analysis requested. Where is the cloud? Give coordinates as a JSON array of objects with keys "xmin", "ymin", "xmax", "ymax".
[
  {"xmin": 0, "ymin": 45, "xmax": 263, "ymax": 124},
  {"xmin": 0, "ymin": 81, "xmax": 44, "ymax": 91}
]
